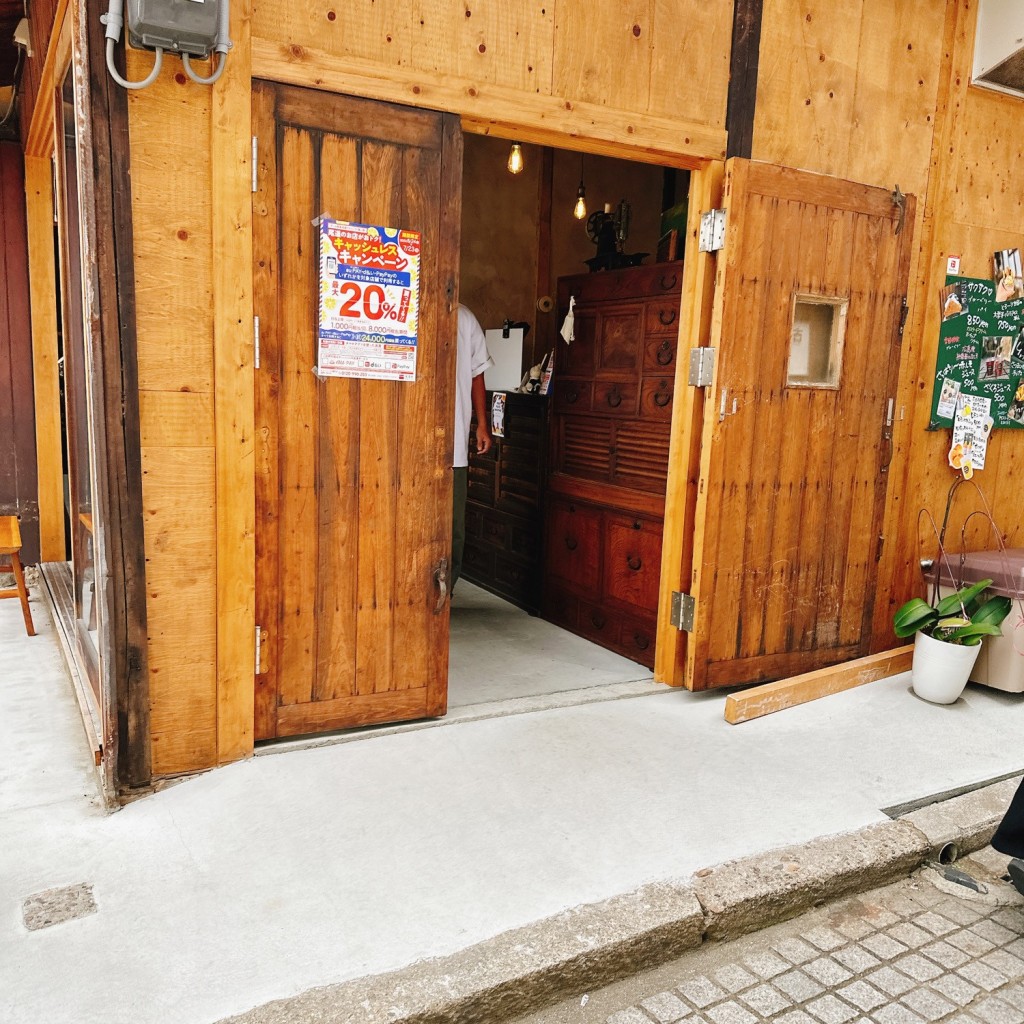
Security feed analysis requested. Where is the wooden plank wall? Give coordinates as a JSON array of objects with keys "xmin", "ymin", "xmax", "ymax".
[
  {"xmin": 877, "ymin": 1, "xmax": 1024, "ymax": 643},
  {"xmin": 248, "ymin": 0, "xmax": 733, "ymax": 165},
  {"xmin": 754, "ymin": 0, "xmax": 1024, "ymax": 653},
  {"xmin": 0, "ymin": 142, "xmax": 39, "ymax": 562},
  {"xmin": 122, "ymin": 0, "xmax": 1023, "ymax": 772},
  {"xmin": 126, "ymin": 56, "xmax": 220, "ymax": 776}
]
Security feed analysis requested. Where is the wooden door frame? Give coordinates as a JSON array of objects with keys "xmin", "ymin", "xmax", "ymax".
[{"xmin": 653, "ymin": 161, "xmax": 724, "ymax": 687}]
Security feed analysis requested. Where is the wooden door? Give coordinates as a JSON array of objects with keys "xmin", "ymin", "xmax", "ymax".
[
  {"xmin": 252, "ymin": 83, "xmax": 461, "ymax": 738},
  {"xmin": 686, "ymin": 161, "xmax": 915, "ymax": 690}
]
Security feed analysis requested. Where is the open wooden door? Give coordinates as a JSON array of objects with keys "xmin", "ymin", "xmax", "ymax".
[
  {"xmin": 252, "ymin": 83, "xmax": 461, "ymax": 738},
  {"xmin": 685, "ymin": 160, "xmax": 915, "ymax": 690}
]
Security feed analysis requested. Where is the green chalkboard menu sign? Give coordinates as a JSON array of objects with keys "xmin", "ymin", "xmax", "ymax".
[{"xmin": 929, "ymin": 275, "xmax": 1024, "ymax": 430}]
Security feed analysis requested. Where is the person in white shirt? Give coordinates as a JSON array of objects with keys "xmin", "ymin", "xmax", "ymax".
[{"xmin": 452, "ymin": 305, "xmax": 493, "ymax": 592}]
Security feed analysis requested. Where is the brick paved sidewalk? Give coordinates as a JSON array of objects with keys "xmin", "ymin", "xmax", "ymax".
[{"xmin": 517, "ymin": 848, "xmax": 1024, "ymax": 1024}]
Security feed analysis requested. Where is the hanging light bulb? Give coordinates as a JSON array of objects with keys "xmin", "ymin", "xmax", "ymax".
[
  {"xmin": 573, "ymin": 153, "xmax": 587, "ymax": 220},
  {"xmin": 573, "ymin": 181, "xmax": 587, "ymax": 220},
  {"xmin": 507, "ymin": 142, "xmax": 524, "ymax": 175}
]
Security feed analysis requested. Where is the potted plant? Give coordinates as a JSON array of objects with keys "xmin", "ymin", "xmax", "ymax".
[{"xmin": 894, "ymin": 578, "xmax": 1011, "ymax": 704}]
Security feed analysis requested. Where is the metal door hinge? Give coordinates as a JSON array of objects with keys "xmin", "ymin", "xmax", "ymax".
[
  {"xmin": 688, "ymin": 347, "xmax": 716, "ymax": 387},
  {"xmin": 898, "ymin": 297, "xmax": 909, "ymax": 337},
  {"xmin": 699, "ymin": 209, "xmax": 726, "ymax": 252},
  {"xmin": 251, "ymin": 136, "xmax": 258, "ymax": 193},
  {"xmin": 255, "ymin": 624, "xmax": 263, "ymax": 675},
  {"xmin": 670, "ymin": 591, "xmax": 696, "ymax": 631}
]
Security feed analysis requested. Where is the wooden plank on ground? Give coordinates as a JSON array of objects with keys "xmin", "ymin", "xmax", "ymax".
[{"xmin": 724, "ymin": 645, "xmax": 914, "ymax": 725}]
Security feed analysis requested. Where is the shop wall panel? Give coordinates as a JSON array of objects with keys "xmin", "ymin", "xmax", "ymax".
[{"xmin": 127, "ymin": 55, "xmax": 218, "ymax": 774}]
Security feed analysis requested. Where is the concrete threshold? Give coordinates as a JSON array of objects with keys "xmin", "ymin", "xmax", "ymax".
[
  {"xmin": 218, "ymin": 775, "xmax": 1022, "ymax": 1024},
  {"xmin": 253, "ymin": 676, "xmax": 665, "ymax": 759}
]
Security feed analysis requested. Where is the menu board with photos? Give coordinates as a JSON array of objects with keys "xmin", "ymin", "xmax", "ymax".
[{"xmin": 929, "ymin": 275, "xmax": 1024, "ymax": 430}]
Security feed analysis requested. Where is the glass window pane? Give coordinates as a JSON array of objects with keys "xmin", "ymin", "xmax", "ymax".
[{"xmin": 788, "ymin": 295, "xmax": 847, "ymax": 388}]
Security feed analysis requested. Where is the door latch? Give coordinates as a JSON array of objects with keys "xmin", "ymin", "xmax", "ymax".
[{"xmin": 434, "ymin": 557, "xmax": 449, "ymax": 613}]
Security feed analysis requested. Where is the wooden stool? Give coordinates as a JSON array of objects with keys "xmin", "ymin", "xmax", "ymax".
[{"xmin": 0, "ymin": 516, "xmax": 35, "ymax": 637}]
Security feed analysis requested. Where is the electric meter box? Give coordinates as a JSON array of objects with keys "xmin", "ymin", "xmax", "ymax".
[
  {"xmin": 926, "ymin": 548, "xmax": 1024, "ymax": 693},
  {"xmin": 127, "ymin": 0, "xmax": 221, "ymax": 57}
]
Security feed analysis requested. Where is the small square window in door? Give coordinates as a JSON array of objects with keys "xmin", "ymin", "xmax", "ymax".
[{"xmin": 787, "ymin": 295, "xmax": 848, "ymax": 388}]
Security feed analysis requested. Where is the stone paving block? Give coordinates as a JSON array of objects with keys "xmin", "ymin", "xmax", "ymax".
[
  {"xmin": 705, "ymin": 1001, "xmax": 758, "ymax": 1024},
  {"xmin": 861, "ymin": 934, "xmax": 910, "ymax": 960},
  {"xmin": 832, "ymin": 946, "xmax": 882, "ymax": 973},
  {"xmin": 893, "ymin": 955, "xmax": 943, "ymax": 982},
  {"xmin": 774, "ymin": 938, "xmax": 820, "ymax": 966},
  {"xmin": 958, "ymin": 961, "xmax": 1010, "ymax": 992},
  {"xmin": 1010, "ymin": 941, "xmax": 1024, "ymax": 961},
  {"xmin": 642, "ymin": 991, "xmax": 691, "ymax": 1023},
  {"xmin": 740, "ymin": 984, "xmax": 792, "ymax": 1016},
  {"xmin": 913, "ymin": 912, "xmax": 957, "ymax": 937},
  {"xmin": 886, "ymin": 923, "xmax": 931, "ymax": 949},
  {"xmin": 608, "ymin": 1010, "xmax": 653, "ymax": 1024},
  {"xmin": 879, "ymin": 894, "xmax": 924, "ymax": 918},
  {"xmin": 776, "ymin": 1012, "xmax": 817, "ymax": 1024},
  {"xmin": 972, "ymin": 997, "xmax": 1024, "ymax": 1024},
  {"xmin": 899, "ymin": 987, "xmax": 956, "ymax": 1022},
  {"xmin": 990, "ymin": 911, "xmax": 1024, "ymax": 935},
  {"xmin": 853, "ymin": 906, "xmax": 901, "ymax": 930},
  {"xmin": 715, "ymin": 965, "xmax": 759, "ymax": 994},
  {"xmin": 866, "ymin": 967, "xmax": 917, "ymax": 998},
  {"xmin": 774, "ymin": 971, "xmax": 827, "ymax": 1002},
  {"xmin": 938, "ymin": 901, "xmax": 987, "ymax": 926},
  {"xmin": 678, "ymin": 977, "xmax": 729, "ymax": 1010},
  {"xmin": 21, "ymin": 883, "xmax": 97, "ymax": 931},
  {"xmin": 950, "ymin": 931, "xmax": 999, "ymax": 957},
  {"xmin": 946, "ymin": 1016, "xmax": 984, "ymax": 1024},
  {"xmin": 872, "ymin": 1003, "xmax": 926, "ymax": 1024},
  {"xmin": 805, "ymin": 995, "xmax": 858, "ymax": 1024},
  {"xmin": 804, "ymin": 928, "xmax": 848, "ymax": 952},
  {"xmin": 804, "ymin": 959, "xmax": 854, "ymax": 987},
  {"xmin": 982, "ymin": 949, "xmax": 1024, "ymax": 981},
  {"xmin": 1002, "ymin": 985, "xmax": 1024, "ymax": 1011},
  {"xmin": 836, "ymin": 981, "xmax": 888, "ymax": 1012},
  {"xmin": 919, "ymin": 939, "xmax": 971, "ymax": 969},
  {"xmin": 835, "ymin": 918, "xmax": 876, "ymax": 941},
  {"xmin": 973, "ymin": 921, "xmax": 1021, "ymax": 946},
  {"xmin": 744, "ymin": 952, "xmax": 792, "ymax": 981},
  {"xmin": 929, "ymin": 973, "xmax": 981, "ymax": 1007}
]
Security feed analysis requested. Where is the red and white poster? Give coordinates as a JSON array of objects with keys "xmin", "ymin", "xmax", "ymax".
[{"xmin": 317, "ymin": 218, "xmax": 421, "ymax": 381}]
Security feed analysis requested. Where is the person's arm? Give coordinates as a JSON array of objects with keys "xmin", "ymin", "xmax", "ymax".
[{"xmin": 471, "ymin": 372, "xmax": 492, "ymax": 455}]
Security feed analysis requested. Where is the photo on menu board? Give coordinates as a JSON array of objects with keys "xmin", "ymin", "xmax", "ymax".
[{"xmin": 994, "ymin": 248, "xmax": 1024, "ymax": 303}]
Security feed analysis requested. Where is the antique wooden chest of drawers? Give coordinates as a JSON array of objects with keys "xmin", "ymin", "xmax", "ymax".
[{"xmin": 541, "ymin": 263, "xmax": 683, "ymax": 666}]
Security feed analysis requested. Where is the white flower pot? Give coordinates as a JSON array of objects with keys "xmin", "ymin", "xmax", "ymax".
[{"xmin": 911, "ymin": 630, "xmax": 982, "ymax": 704}]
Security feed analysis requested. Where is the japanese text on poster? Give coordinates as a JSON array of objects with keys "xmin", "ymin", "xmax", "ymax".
[{"xmin": 318, "ymin": 219, "xmax": 421, "ymax": 381}]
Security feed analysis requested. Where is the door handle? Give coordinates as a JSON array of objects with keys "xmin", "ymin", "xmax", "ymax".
[
  {"xmin": 606, "ymin": 386, "xmax": 622, "ymax": 408},
  {"xmin": 653, "ymin": 389, "xmax": 671, "ymax": 408},
  {"xmin": 658, "ymin": 309, "xmax": 676, "ymax": 326},
  {"xmin": 627, "ymin": 555, "xmax": 642, "ymax": 571},
  {"xmin": 660, "ymin": 272, "xmax": 677, "ymax": 290},
  {"xmin": 434, "ymin": 557, "xmax": 449, "ymax": 612},
  {"xmin": 565, "ymin": 535, "xmax": 578, "ymax": 551},
  {"xmin": 656, "ymin": 340, "xmax": 673, "ymax": 365}
]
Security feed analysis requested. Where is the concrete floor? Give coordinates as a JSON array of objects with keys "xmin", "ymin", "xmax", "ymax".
[
  {"xmin": 2, "ymin": 593, "xmax": 1023, "ymax": 1024},
  {"xmin": 448, "ymin": 582, "xmax": 652, "ymax": 707}
]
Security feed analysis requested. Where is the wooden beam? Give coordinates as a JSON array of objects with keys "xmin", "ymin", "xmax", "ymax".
[
  {"xmin": 84, "ymin": 0, "xmax": 152, "ymax": 791},
  {"xmin": 251, "ymin": 38, "xmax": 726, "ymax": 168},
  {"xmin": 724, "ymin": 645, "xmax": 914, "ymax": 725},
  {"xmin": 214, "ymin": 0, "xmax": 256, "ymax": 764},
  {"xmin": 725, "ymin": 0, "xmax": 764, "ymax": 160},
  {"xmin": 654, "ymin": 160, "xmax": 725, "ymax": 686},
  {"xmin": 24, "ymin": 155, "xmax": 65, "ymax": 562},
  {"xmin": 24, "ymin": 0, "xmax": 70, "ymax": 158}
]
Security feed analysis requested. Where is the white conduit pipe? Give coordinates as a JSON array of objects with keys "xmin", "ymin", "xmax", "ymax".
[{"xmin": 183, "ymin": 0, "xmax": 231, "ymax": 85}]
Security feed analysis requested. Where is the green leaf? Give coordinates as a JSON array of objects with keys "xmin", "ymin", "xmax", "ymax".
[
  {"xmin": 893, "ymin": 597, "xmax": 938, "ymax": 637},
  {"xmin": 945, "ymin": 622, "xmax": 1005, "ymax": 644},
  {"xmin": 935, "ymin": 578, "xmax": 994, "ymax": 617},
  {"xmin": 972, "ymin": 595, "xmax": 1012, "ymax": 628}
]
